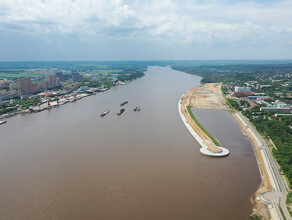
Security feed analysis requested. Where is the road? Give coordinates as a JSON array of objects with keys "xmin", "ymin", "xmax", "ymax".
[{"xmin": 236, "ymin": 112, "xmax": 291, "ymax": 220}]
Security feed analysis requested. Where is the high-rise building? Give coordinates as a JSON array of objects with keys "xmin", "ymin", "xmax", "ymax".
[
  {"xmin": 72, "ymin": 73, "xmax": 83, "ymax": 82},
  {"xmin": 38, "ymin": 83, "xmax": 44, "ymax": 91},
  {"xmin": 56, "ymin": 72, "xmax": 69, "ymax": 82},
  {"xmin": 43, "ymin": 75, "xmax": 61, "ymax": 90},
  {"xmin": 17, "ymin": 77, "xmax": 32, "ymax": 96},
  {"xmin": 43, "ymin": 80, "xmax": 49, "ymax": 90},
  {"xmin": 56, "ymin": 78, "xmax": 60, "ymax": 86},
  {"xmin": 31, "ymin": 82, "xmax": 39, "ymax": 93},
  {"xmin": 48, "ymin": 75, "xmax": 57, "ymax": 88}
]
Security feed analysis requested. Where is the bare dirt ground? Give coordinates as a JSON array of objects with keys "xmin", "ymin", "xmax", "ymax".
[
  {"xmin": 181, "ymin": 82, "xmax": 271, "ymax": 219},
  {"xmin": 183, "ymin": 83, "xmax": 228, "ymax": 110}
]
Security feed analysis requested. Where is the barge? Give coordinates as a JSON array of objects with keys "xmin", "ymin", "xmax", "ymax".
[
  {"xmin": 117, "ymin": 109, "xmax": 125, "ymax": 115},
  {"xmin": 120, "ymin": 101, "xmax": 128, "ymax": 106},
  {"xmin": 100, "ymin": 110, "xmax": 110, "ymax": 117}
]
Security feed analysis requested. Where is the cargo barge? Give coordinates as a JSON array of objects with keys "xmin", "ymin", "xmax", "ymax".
[
  {"xmin": 120, "ymin": 101, "xmax": 128, "ymax": 106},
  {"xmin": 117, "ymin": 109, "xmax": 125, "ymax": 115},
  {"xmin": 100, "ymin": 110, "xmax": 110, "ymax": 117}
]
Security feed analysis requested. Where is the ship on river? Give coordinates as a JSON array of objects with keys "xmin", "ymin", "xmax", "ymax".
[
  {"xmin": 100, "ymin": 110, "xmax": 110, "ymax": 117},
  {"xmin": 117, "ymin": 109, "xmax": 125, "ymax": 115},
  {"xmin": 0, "ymin": 120, "xmax": 7, "ymax": 125},
  {"xmin": 120, "ymin": 101, "xmax": 128, "ymax": 106}
]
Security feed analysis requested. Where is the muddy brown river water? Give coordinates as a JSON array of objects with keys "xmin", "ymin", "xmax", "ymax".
[{"xmin": 0, "ymin": 66, "xmax": 261, "ymax": 219}]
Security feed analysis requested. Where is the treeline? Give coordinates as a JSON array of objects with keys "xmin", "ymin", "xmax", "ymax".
[
  {"xmin": 0, "ymin": 107, "xmax": 17, "ymax": 114},
  {"xmin": 0, "ymin": 98, "xmax": 42, "ymax": 115},
  {"xmin": 242, "ymin": 110, "xmax": 292, "ymax": 185},
  {"xmin": 171, "ymin": 64, "xmax": 292, "ymax": 84},
  {"xmin": 74, "ymin": 78, "xmax": 114, "ymax": 90},
  {"xmin": 117, "ymin": 71, "xmax": 145, "ymax": 82},
  {"xmin": 172, "ymin": 66, "xmax": 257, "ymax": 83},
  {"xmin": 227, "ymin": 98, "xmax": 242, "ymax": 111},
  {"xmin": 14, "ymin": 98, "xmax": 41, "ymax": 108}
]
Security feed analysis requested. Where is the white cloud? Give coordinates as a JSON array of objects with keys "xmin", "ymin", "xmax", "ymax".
[{"xmin": 0, "ymin": 0, "xmax": 291, "ymax": 45}]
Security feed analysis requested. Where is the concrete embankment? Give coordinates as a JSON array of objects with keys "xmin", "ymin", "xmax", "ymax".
[
  {"xmin": 233, "ymin": 112, "xmax": 291, "ymax": 220},
  {"xmin": 178, "ymin": 91, "xmax": 229, "ymax": 157}
]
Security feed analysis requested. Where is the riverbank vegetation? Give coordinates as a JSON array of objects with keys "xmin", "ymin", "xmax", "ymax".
[
  {"xmin": 242, "ymin": 109, "xmax": 292, "ymax": 186},
  {"xmin": 227, "ymin": 98, "xmax": 242, "ymax": 111},
  {"xmin": 0, "ymin": 107, "xmax": 17, "ymax": 114},
  {"xmin": 117, "ymin": 70, "xmax": 145, "ymax": 81},
  {"xmin": 186, "ymin": 106, "xmax": 220, "ymax": 146}
]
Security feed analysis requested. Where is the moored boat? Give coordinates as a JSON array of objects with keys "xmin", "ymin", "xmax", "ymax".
[
  {"xmin": 133, "ymin": 107, "xmax": 140, "ymax": 112},
  {"xmin": 0, "ymin": 120, "xmax": 7, "ymax": 125},
  {"xmin": 100, "ymin": 110, "xmax": 110, "ymax": 117}
]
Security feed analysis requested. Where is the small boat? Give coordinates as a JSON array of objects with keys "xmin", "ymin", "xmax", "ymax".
[
  {"xmin": 120, "ymin": 101, "xmax": 128, "ymax": 106},
  {"xmin": 100, "ymin": 110, "xmax": 110, "ymax": 117},
  {"xmin": 133, "ymin": 107, "xmax": 140, "ymax": 112},
  {"xmin": 0, "ymin": 120, "xmax": 7, "ymax": 125},
  {"xmin": 117, "ymin": 109, "xmax": 125, "ymax": 115}
]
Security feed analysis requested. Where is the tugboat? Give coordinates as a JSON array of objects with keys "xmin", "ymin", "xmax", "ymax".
[
  {"xmin": 133, "ymin": 107, "xmax": 140, "ymax": 112},
  {"xmin": 0, "ymin": 120, "xmax": 7, "ymax": 125},
  {"xmin": 117, "ymin": 109, "xmax": 125, "ymax": 115},
  {"xmin": 100, "ymin": 110, "xmax": 110, "ymax": 117},
  {"xmin": 120, "ymin": 101, "xmax": 128, "ymax": 106}
]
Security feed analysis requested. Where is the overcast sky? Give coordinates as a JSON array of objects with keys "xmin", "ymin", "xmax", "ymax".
[{"xmin": 0, "ymin": 0, "xmax": 291, "ymax": 61}]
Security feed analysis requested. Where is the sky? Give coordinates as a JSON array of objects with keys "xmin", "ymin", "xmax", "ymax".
[{"xmin": 0, "ymin": 0, "xmax": 291, "ymax": 61}]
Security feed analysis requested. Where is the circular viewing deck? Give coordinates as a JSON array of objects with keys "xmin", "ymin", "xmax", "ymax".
[{"xmin": 200, "ymin": 146, "xmax": 229, "ymax": 157}]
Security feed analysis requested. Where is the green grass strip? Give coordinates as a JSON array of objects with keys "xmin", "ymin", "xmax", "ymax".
[
  {"xmin": 186, "ymin": 106, "xmax": 220, "ymax": 146},
  {"xmin": 286, "ymin": 192, "xmax": 292, "ymax": 217},
  {"xmin": 286, "ymin": 192, "xmax": 292, "ymax": 204},
  {"xmin": 279, "ymin": 205, "xmax": 287, "ymax": 220},
  {"xmin": 249, "ymin": 214, "xmax": 261, "ymax": 220}
]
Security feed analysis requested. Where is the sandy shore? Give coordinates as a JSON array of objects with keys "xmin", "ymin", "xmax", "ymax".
[{"xmin": 181, "ymin": 83, "xmax": 271, "ymax": 219}]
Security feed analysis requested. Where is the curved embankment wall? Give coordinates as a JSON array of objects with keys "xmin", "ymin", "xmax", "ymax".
[{"xmin": 178, "ymin": 92, "xmax": 229, "ymax": 157}]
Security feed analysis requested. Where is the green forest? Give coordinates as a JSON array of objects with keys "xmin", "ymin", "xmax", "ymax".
[
  {"xmin": 242, "ymin": 110, "xmax": 292, "ymax": 185},
  {"xmin": 117, "ymin": 70, "xmax": 145, "ymax": 82}
]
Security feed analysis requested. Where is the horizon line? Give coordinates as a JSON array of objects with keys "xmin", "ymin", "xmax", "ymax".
[{"xmin": 1, "ymin": 58, "xmax": 292, "ymax": 63}]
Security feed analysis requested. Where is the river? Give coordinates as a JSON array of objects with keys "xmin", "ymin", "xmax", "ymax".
[{"xmin": 0, "ymin": 66, "xmax": 260, "ymax": 219}]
